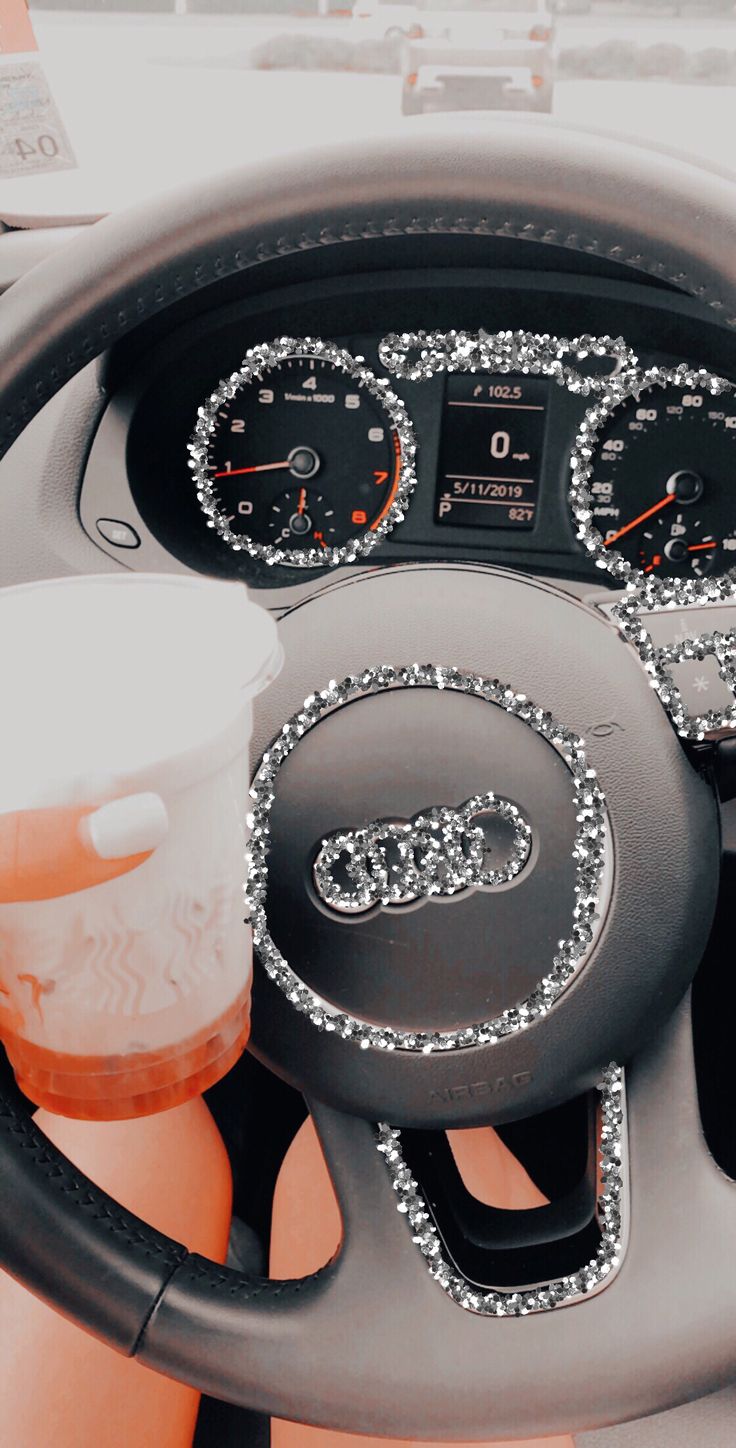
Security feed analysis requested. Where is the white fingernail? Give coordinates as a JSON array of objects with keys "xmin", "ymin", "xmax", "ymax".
[{"xmin": 82, "ymin": 793, "xmax": 169, "ymax": 860}]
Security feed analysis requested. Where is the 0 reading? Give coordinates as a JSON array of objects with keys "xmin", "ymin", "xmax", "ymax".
[{"xmin": 435, "ymin": 374, "xmax": 549, "ymax": 530}]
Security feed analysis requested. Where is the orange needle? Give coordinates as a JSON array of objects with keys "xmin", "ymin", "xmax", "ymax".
[
  {"xmin": 297, "ymin": 488, "xmax": 307, "ymax": 515},
  {"xmin": 688, "ymin": 541, "xmax": 715, "ymax": 552},
  {"xmin": 603, "ymin": 493, "xmax": 675, "ymax": 547},
  {"xmin": 214, "ymin": 461, "xmax": 289, "ymax": 478}
]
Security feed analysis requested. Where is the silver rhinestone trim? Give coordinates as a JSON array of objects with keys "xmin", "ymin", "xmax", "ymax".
[
  {"xmin": 313, "ymin": 793, "xmax": 532, "ymax": 916},
  {"xmin": 188, "ymin": 337, "xmax": 418, "ymax": 569},
  {"xmin": 613, "ymin": 575, "xmax": 736, "ymax": 740},
  {"xmin": 246, "ymin": 664, "xmax": 610, "ymax": 1053},
  {"xmin": 376, "ymin": 1062, "xmax": 627, "ymax": 1315},
  {"xmin": 378, "ymin": 329, "xmax": 638, "ymax": 392},
  {"xmin": 375, "ymin": 334, "xmax": 736, "ymax": 739},
  {"xmin": 569, "ymin": 364, "xmax": 736, "ymax": 587}
]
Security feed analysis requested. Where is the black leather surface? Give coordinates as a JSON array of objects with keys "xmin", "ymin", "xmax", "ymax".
[
  {"xmin": 1, "ymin": 122, "xmax": 736, "ymax": 466},
  {"xmin": 0, "ymin": 1091, "xmax": 187, "ymax": 1352},
  {"xmin": 0, "ymin": 1086, "xmax": 330, "ymax": 1356}
]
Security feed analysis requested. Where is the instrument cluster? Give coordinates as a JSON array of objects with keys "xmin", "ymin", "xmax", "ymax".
[
  {"xmin": 189, "ymin": 329, "xmax": 736, "ymax": 586},
  {"xmin": 79, "ymin": 272, "xmax": 736, "ymax": 592}
]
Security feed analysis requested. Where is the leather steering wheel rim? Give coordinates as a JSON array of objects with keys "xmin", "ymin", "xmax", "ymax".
[
  {"xmin": 1, "ymin": 121, "xmax": 736, "ymax": 1438},
  {"xmin": 3, "ymin": 119, "xmax": 736, "ymax": 469}
]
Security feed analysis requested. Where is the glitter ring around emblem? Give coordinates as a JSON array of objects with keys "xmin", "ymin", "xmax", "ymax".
[{"xmin": 246, "ymin": 666, "xmax": 612, "ymax": 1054}]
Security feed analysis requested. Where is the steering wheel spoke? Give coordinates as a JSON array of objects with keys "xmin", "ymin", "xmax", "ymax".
[{"xmin": 137, "ymin": 996, "xmax": 736, "ymax": 1438}]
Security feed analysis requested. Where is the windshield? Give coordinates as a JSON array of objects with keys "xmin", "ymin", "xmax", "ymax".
[
  {"xmin": 0, "ymin": 0, "xmax": 734, "ymax": 224},
  {"xmin": 420, "ymin": 1, "xmax": 541, "ymax": 11},
  {"xmin": 421, "ymin": 2, "xmax": 541, "ymax": 11}
]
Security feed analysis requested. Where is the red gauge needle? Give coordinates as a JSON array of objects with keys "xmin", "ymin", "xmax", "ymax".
[
  {"xmin": 297, "ymin": 488, "xmax": 307, "ymax": 515},
  {"xmin": 603, "ymin": 493, "xmax": 675, "ymax": 548},
  {"xmin": 688, "ymin": 541, "xmax": 716, "ymax": 553},
  {"xmin": 214, "ymin": 461, "xmax": 289, "ymax": 478}
]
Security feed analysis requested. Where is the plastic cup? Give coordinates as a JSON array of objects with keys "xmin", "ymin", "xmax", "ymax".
[{"xmin": 0, "ymin": 574, "xmax": 281, "ymax": 1119}]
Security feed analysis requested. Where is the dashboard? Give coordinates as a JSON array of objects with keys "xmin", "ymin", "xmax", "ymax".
[{"xmin": 79, "ymin": 263, "xmax": 736, "ymax": 595}]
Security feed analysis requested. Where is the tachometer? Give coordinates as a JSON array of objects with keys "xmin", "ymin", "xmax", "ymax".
[
  {"xmin": 188, "ymin": 338, "xmax": 417, "ymax": 569},
  {"xmin": 580, "ymin": 370, "xmax": 736, "ymax": 581}
]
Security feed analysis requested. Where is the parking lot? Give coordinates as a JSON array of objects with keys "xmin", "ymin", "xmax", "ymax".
[{"xmin": 2, "ymin": 8, "xmax": 734, "ymax": 222}]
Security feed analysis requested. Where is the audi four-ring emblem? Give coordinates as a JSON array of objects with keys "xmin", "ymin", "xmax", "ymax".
[{"xmin": 312, "ymin": 792, "xmax": 532, "ymax": 915}]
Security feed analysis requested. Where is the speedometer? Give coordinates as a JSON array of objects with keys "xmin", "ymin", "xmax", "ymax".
[
  {"xmin": 585, "ymin": 374, "xmax": 736, "ymax": 581},
  {"xmin": 188, "ymin": 338, "xmax": 417, "ymax": 569}
]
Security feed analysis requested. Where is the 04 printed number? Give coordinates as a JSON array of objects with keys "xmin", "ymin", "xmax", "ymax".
[{"xmin": 14, "ymin": 134, "xmax": 60, "ymax": 162}]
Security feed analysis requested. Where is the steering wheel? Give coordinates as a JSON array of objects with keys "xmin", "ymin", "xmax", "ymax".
[{"xmin": 2, "ymin": 122, "xmax": 736, "ymax": 1441}]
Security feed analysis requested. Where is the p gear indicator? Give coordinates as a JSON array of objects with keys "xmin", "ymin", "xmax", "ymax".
[{"xmin": 435, "ymin": 374, "xmax": 549, "ymax": 530}]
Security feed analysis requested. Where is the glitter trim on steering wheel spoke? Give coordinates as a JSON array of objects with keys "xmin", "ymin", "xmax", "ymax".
[
  {"xmin": 613, "ymin": 575, "xmax": 736, "ymax": 740},
  {"xmin": 377, "ymin": 1062, "xmax": 627, "ymax": 1315}
]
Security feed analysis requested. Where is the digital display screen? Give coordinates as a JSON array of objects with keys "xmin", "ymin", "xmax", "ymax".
[{"xmin": 435, "ymin": 374, "xmax": 549, "ymax": 530}]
